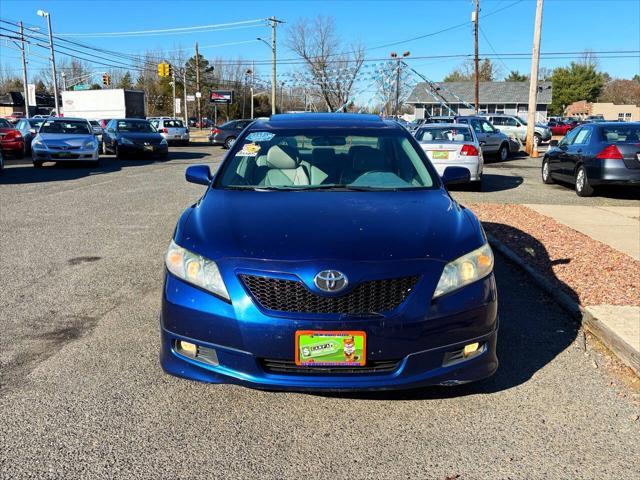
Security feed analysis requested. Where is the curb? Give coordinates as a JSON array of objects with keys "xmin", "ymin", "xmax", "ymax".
[{"xmin": 487, "ymin": 233, "xmax": 639, "ymax": 375}]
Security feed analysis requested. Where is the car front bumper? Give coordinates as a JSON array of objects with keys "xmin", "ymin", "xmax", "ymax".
[
  {"xmin": 119, "ymin": 143, "xmax": 168, "ymax": 156},
  {"xmin": 160, "ymin": 270, "xmax": 499, "ymax": 391},
  {"xmin": 32, "ymin": 146, "xmax": 99, "ymax": 161}
]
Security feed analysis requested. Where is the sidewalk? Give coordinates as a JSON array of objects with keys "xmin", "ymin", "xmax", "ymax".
[{"xmin": 471, "ymin": 203, "xmax": 640, "ymax": 375}]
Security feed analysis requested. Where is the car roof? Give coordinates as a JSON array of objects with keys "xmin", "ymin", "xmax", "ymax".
[
  {"xmin": 249, "ymin": 113, "xmax": 398, "ymax": 130},
  {"xmin": 43, "ymin": 117, "xmax": 89, "ymax": 122},
  {"xmin": 419, "ymin": 123, "xmax": 470, "ymax": 129}
]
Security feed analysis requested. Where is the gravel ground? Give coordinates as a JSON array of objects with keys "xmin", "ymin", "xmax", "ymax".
[
  {"xmin": 469, "ymin": 203, "xmax": 640, "ymax": 306},
  {"xmin": 1, "ymin": 145, "xmax": 639, "ymax": 479}
]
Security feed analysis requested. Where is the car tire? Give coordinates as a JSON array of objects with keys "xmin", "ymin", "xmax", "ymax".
[
  {"xmin": 534, "ymin": 133, "xmax": 542, "ymax": 145},
  {"xmin": 497, "ymin": 143, "xmax": 509, "ymax": 161},
  {"xmin": 115, "ymin": 145, "xmax": 125, "ymax": 160},
  {"xmin": 224, "ymin": 136, "xmax": 236, "ymax": 149},
  {"xmin": 542, "ymin": 158, "xmax": 554, "ymax": 184},
  {"xmin": 575, "ymin": 165, "xmax": 595, "ymax": 197},
  {"xmin": 33, "ymin": 160, "xmax": 43, "ymax": 168}
]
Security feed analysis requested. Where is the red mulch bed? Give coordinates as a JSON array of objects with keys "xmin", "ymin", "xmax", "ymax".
[{"xmin": 468, "ymin": 203, "xmax": 640, "ymax": 307}]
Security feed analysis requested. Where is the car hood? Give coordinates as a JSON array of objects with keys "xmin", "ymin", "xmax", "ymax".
[
  {"xmin": 36, "ymin": 133, "xmax": 93, "ymax": 146},
  {"xmin": 118, "ymin": 132, "xmax": 164, "ymax": 143},
  {"xmin": 178, "ymin": 189, "xmax": 484, "ymax": 263}
]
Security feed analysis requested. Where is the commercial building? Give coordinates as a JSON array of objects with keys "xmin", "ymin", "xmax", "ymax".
[
  {"xmin": 407, "ymin": 81, "xmax": 553, "ymax": 122},
  {"xmin": 564, "ymin": 101, "xmax": 640, "ymax": 121}
]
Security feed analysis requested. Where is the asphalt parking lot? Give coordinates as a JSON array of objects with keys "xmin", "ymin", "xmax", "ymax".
[{"xmin": 1, "ymin": 143, "xmax": 639, "ymax": 479}]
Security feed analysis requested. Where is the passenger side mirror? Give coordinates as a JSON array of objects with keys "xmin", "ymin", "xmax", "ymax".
[
  {"xmin": 549, "ymin": 139, "xmax": 559, "ymax": 147},
  {"xmin": 441, "ymin": 166, "xmax": 471, "ymax": 186},
  {"xmin": 185, "ymin": 165, "xmax": 211, "ymax": 185}
]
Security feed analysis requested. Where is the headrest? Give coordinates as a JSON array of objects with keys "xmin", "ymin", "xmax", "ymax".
[
  {"xmin": 453, "ymin": 134, "xmax": 465, "ymax": 142},
  {"xmin": 605, "ymin": 132, "xmax": 619, "ymax": 142},
  {"xmin": 311, "ymin": 148, "xmax": 336, "ymax": 164},
  {"xmin": 423, "ymin": 132, "xmax": 433, "ymax": 141},
  {"xmin": 351, "ymin": 146, "xmax": 386, "ymax": 171},
  {"xmin": 267, "ymin": 145, "xmax": 299, "ymax": 169}
]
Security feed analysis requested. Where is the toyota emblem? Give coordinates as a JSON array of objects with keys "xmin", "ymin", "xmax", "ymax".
[{"xmin": 314, "ymin": 270, "xmax": 348, "ymax": 293}]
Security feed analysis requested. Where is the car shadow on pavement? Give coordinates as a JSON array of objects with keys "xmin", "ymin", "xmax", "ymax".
[
  {"xmin": 448, "ymin": 174, "xmax": 523, "ymax": 193},
  {"xmin": 313, "ymin": 223, "xmax": 581, "ymax": 401}
]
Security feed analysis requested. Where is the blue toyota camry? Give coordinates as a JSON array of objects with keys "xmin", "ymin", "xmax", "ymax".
[{"xmin": 160, "ymin": 113, "xmax": 498, "ymax": 391}]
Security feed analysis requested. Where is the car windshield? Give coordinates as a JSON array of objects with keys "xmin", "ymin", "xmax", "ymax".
[
  {"xmin": 416, "ymin": 126, "xmax": 472, "ymax": 143},
  {"xmin": 216, "ymin": 130, "xmax": 436, "ymax": 190},
  {"xmin": 116, "ymin": 120, "xmax": 155, "ymax": 133},
  {"xmin": 600, "ymin": 125, "xmax": 640, "ymax": 143},
  {"xmin": 40, "ymin": 120, "xmax": 91, "ymax": 134}
]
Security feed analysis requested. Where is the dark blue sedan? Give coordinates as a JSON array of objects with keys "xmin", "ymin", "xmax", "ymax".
[{"xmin": 160, "ymin": 113, "xmax": 498, "ymax": 391}]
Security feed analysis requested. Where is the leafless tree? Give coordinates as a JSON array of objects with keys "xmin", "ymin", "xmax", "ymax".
[{"xmin": 286, "ymin": 15, "xmax": 364, "ymax": 112}]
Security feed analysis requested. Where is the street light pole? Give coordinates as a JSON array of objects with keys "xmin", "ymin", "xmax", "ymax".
[
  {"xmin": 259, "ymin": 17, "xmax": 284, "ymax": 116},
  {"xmin": 37, "ymin": 10, "xmax": 60, "ymax": 116}
]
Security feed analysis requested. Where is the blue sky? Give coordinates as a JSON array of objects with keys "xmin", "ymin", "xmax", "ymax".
[{"xmin": 2, "ymin": 0, "xmax": 639, "ymax": 88}]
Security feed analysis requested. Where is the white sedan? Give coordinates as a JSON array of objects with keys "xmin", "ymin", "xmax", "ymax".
[{"xmin": 415, "ymin": 123, "xmax": 484, "ymax": 190}]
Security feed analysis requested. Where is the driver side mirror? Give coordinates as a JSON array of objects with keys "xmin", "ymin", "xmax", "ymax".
[
  {"xmin": 29, "ymin": 128, "xmax": 37, "ymax": 135},
  {"xmin": 185, "ymin": 165, "xmax": 211, "ymax": 185},
  {"xmin": 441, "ymin": 166, "xmax": 471, "ymax": 186}
]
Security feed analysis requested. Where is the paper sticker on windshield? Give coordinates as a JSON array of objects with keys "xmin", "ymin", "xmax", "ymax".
[
  {"xmin": 236, "ymin": 143, "xmax": 261, "ymax": 157},
  {"xmin": 246, "ymin": 132, "xmax": 275, "ymax": 142}
]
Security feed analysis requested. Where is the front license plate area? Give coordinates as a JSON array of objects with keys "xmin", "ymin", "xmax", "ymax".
[
  {"xmin": 144, "ymin": 145, "xmax": 154, "ymax": 151},
  {"xmin": 432, "ymin": 150, "xmax": 449, "ymax": 159},
  {"xmin": 295, "ymin": 330, "xmax": 366, "ymax": 367}
]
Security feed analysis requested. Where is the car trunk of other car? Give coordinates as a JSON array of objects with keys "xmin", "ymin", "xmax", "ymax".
[{"xmin": 419, "ymin": 143, "xmax": 464, "ymax": 161}]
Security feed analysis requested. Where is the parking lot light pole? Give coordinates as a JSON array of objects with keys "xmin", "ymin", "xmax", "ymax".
[{"xmin": 37, "ymin": 9, "xmax": 59, "ymax": 115}]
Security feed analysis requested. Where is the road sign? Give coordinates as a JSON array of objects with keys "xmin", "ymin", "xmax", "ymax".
[
  {"xmin": 27, "ymin": 84, "xmax": 36, "ymax": 105},
  {"xmin": 74, "ymin": 84, "xmax": 91, "ymax": 91},
  {"xmin": 209, "ymin": 90, "xmax": 234, "ymax": 104},
  {"xmin": 186, "ymin": 95, "xmax": 195, "ymax": 102},
  {"xmin": 175, "ymin": 98, "xmax": 181, "ymax": 114},
  {"xmin": 195, "ymin": 91, "xmax": 202, "ymax": 98}
]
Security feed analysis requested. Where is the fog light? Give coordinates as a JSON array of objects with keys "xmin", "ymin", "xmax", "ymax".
[
  {"xmin": 463, "ymin": 342, "xmax": 480, "ymax": 358},
  {"xmin": 176, "ymin": 340, "xmax": 197, "ymax": 358}
]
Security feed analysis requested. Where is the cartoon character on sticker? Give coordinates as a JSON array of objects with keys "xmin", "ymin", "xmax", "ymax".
[{"xmin": 343, "ymin": 335, "xmax": 356, "ymax": 362}]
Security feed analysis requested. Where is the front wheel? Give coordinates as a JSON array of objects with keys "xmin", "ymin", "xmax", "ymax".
[
  {"xmin": 542, "ymin": 158, "xmax": 554, "ymax": 184},
  {"xmin": 575, "ymin": 166, "xmax": 595, "ymax": 197},
  {"xmin": 115, "ymin": 145, "xmax": 124, "ymax": 160},
  {"xmin": 497, "ymin": 143, "xmax": 509, "ymax": 162}
]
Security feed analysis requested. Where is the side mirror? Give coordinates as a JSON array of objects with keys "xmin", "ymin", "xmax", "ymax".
[
  {"xmin": 29, "ymin": 128, "xmax": 37, "ymax": 135},
  {"xmin": 185, "ymin": 165, "xmax": 211, "ymax": 186},
  {"xmin": 549, "ymin": 139, "xmax": 559, "ymax": 147},
  {"xmin": 441, "ymin": 166, "xmax": 471, "ymax": 186},
  {"xmin": 494, "ymin": 128, "xmax": 500, "ymax": 133}
]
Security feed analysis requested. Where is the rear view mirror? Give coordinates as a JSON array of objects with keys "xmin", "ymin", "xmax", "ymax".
[
  {"xmin": 185, "ymin": 165, "xmax": 211, "ymax": 186},
  {"xmin": 441, "ymin": 166, "xmax": 471, "ymax": 186}
]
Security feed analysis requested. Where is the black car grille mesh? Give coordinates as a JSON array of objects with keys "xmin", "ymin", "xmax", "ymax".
[
  {"xmin": 240, "ymin": 274, "xmax": 420, "ymax": 315},
  {"xmin": 260, "ymin": 358, "xmax": 401, "ymax": 375}
]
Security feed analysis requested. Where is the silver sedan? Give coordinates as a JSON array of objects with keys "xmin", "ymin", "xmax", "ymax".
[{"xmin": 31, "ymin": 118, "xmax": 100, "ymax": 168}]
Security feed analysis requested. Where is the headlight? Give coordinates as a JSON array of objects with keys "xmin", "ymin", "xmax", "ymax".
[
  {"xmin": 165, "ymin": 240, "xmax": 229, "ymax": 300},
  {"xmin": 121, "ymin": 137, "xmax": 134, "ymax": 145},
  {"xmin": 160, "ymin": 138, "xmax": 168, "ymax": 145},
  {"xmin": 433, "ymin": 243, "xmax": 494, "ymax": 299},
  {"xmin": 83, "ymin": 139, "xmax": 97, "ymax": 149},
  {"xmin": 32, "ymin": 138, "xmax": 45, "ymax": 148}
]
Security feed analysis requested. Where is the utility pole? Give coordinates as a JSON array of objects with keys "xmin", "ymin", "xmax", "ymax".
[
  {"xmin": 183, "ymin": 68, "xmax": 188, "ymax": 124},
  {"xmin": 195, "ymin": 42, "xmax": 201, "ymax": 128},
  {"xmin": 269, "ymin": 17, "xmax": 284, "ymax": 115},
  {"xmin": 172, "ymin": 67, "xmax": 176, "ymax": 118},
  {"xmin": 525, "ymin": 0, "xmax": 544, "ymax": 154},
  {"xmin": 391, "ymin": 51, "xmax": 410, "ymax": 116},
  {"xmin": 19, "ymin": 21, "xmax": 30, "ymax": 116},
  {"xmin": 61, "ymin": 72, "xmax": 67, "ymax": 91},
  {"xmin": 473, "ymin": 0, "xmax": 480, "ymax": 113},
  {"xmin": 37, "ymin": 10, "xmax": 60, "ymax": 115},
  {"xmin": 250, "ymin": 61, "xmax": 255, "ymax": 119}
]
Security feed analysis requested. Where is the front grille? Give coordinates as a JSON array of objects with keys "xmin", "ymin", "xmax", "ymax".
[
  {"xmin": 240, "ymin": 274, "xmax": 420, "ymax": 315},
  {"xmin": 48, "ymin": 145, "xmax": 80, "ymax": 150},
  {"xmin": 260, "ymin": 358, "xmax": 400, "ymax": 375}
]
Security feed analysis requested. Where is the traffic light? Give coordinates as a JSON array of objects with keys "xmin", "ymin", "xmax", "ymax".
[
  {"xmin": 102, "ymin": 73, "xmax": 111, "ymax": 86},
  {"xmin": 157, "ymin": 62, "xmax": 172, "ymax": 77}
]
